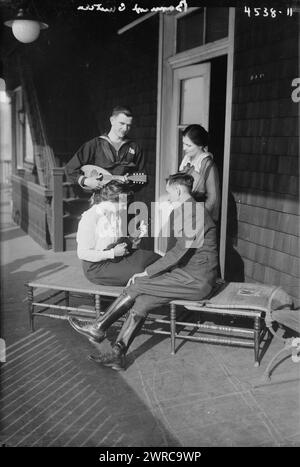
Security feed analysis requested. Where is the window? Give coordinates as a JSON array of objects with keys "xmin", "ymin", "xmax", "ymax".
[
  {"xmin": 205, "ymin": 8, "xmax": 229, "ymax": 43},
  {"xmin": 25, "ymin": 114, "xmax": 34, "ymax": 164},
  {"xmin": 0, "ymin": 79, "xmax": 12, "ymax": 185},
  {"xmin": 180, "ymin": 76, "xmax": 207, "ymax": 125},
  {"xmin": 176, "ymin": 7, "xmax": 229, "ymax": 53},
  {"xmin": 173, "ymin": 63, "xmax": 211, "ymax": 166},
  {"xmin": 177, "ymin": 9, "xmax": 204, "ymax": 53}
]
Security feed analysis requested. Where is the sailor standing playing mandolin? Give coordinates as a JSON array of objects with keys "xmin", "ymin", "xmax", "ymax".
[{"xmin": 65, "ymin": 105, "xmax": 147, "ymax": 191}]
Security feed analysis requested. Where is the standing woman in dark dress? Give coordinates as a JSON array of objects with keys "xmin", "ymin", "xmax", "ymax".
[{"xmin": 179, "ymin": 124, "xmax": 220, "ymax": 223}]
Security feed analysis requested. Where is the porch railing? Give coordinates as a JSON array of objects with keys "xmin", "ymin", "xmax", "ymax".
[
  {"xmin": 51, "ymin": 168, "xmax": 65, "ymax": 252},
  {"xmin": 20, "ymin": 58, "xmax": 65, "ymax": 251}
]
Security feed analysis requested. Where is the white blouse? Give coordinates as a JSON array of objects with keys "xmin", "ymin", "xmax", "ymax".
[
  {"xmin": 76, "ymin": 202, "xmax": 123, "ymax": 262},
  {"xmin": 179, "ymin": 151, "xmax": 210, "ymax": 173}
]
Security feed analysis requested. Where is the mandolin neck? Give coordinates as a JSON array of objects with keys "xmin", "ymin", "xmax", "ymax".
[{"xmin": 102, "ymin": 174, "xmax": 124, "ymax": 181}]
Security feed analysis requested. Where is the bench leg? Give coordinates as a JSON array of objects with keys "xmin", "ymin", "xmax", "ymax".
[
  {"xmin": 170, "ymin": 303, "xmax": 176, "ymax": 355},
  {"xmin": 27, "ymin": 285, "xmax": 34, "ymax": 332},
  {"xmin": 95, "ymin": 294, "xmax": 101, "ymax": 319},
  {"xmin": 254, "ymin": 316, "xmax": 261, "ymax": 367}
]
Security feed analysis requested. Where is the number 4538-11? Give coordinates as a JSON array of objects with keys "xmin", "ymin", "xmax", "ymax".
[{"xmin": 244, "ymin": 7, "xmax": 293, "ymax": 17}]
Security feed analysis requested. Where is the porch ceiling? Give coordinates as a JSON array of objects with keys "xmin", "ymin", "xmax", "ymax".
[{"xmin": 0, "ymin": 0, "xmax": 145, "ymax": 81}]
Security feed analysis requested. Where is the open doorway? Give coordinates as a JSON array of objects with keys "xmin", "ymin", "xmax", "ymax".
[
  {"xmin": 156, "ymin": 9, "xmax": 235, "ymax": 261},
  {"xmin": 208, "ymin": 55, "xmax": 227, "ymax": 185}
]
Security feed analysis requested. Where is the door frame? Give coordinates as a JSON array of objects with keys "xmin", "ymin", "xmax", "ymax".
[{"xmin": 155, "ymin": 7, "xmax": 235, "ymax": 276}]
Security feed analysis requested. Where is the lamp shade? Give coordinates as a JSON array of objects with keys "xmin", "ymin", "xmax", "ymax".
[
  {"xmin": 4, "ymin": 8, "xmax": 48, "ymax": 44},
  {"xmin": 12, "ymin": 19, "xmax": 41, "ymax": 43}
]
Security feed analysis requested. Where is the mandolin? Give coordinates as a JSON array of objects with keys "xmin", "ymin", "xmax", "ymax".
[{"xmin": 81, "ymin": 165, "xmax": 147, "ymax": 191}]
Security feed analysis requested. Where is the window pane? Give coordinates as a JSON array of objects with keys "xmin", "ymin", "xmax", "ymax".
[
  {"xmin": 180, "ymin": 77, "xmax": 205, "ymax": 125},
  {"xmin": 205, "ymin": 8, "xmax": 229, "ymax": 43},
  {"xmin": 176, "ymin": 9, "xmax": 204, "ymax": 53}
]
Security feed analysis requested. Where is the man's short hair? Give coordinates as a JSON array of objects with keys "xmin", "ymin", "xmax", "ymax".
[
  {"xmin": 111, "ymin": 106, "xmax": 133, "ymax": 118},
  {"xmin": 166, "ymin": 173, "xmax": 194, "ymax": 192}
]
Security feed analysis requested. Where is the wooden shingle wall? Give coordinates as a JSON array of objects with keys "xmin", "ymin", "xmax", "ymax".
[{"xmin": 228, "ymin": 9, "xmax": 299, "ymax": 303}]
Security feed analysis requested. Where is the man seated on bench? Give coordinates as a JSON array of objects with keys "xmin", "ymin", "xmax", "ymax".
[{"xmin": 69, "ymin": 173, "xmax": 219, "ymax": 371}]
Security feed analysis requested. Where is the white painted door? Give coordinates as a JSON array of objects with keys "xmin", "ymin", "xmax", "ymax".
[{"xmin": 171, "ymin": 62, "xmax": 211, "ymax": 169}]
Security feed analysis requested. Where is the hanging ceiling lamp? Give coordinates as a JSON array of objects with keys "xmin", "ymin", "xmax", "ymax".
[{"xmin": 4, "ymin": 5, "xmax": 48, "ymax": 43}]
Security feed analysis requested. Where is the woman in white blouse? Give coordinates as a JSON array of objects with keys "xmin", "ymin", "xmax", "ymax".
[
  {"xmin": 77, "ymin": 181, "xmax": 159, "ymax": 286},
  {"xmin": 180, "ymin": 124, "xmax": 220, "ymax": 223}
]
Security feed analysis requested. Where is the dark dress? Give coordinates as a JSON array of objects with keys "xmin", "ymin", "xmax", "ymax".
[{"xmin": 82, "ymin": 248, "xmax": 160, "ymax": 286}]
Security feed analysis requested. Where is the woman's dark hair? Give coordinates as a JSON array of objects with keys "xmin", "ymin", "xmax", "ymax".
[
  {"xmin": 91, "ymin": 180, "xmax": 133, "ymax": 205},
  {"xmin": 182, "ymin": 124, "xmax": 209, "ymax": 147}
]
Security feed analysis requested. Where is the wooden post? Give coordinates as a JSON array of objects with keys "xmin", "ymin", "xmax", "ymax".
[
  {"xmin": 254, "ymin": 316, "xmax": 261, "ymax": 367},
  {"xmin": 170, "ymin": 303, "xmax": 176, "ymax": 355},
  {"xmin": 95, "ymin": 295, "xmax": 101, "ymax": 319},
  {"xmin": 52, "ymin": 167, "xmax": 65, "ymax": 252},
  {"xmin": 17, "ymin": 168, "xmax": 25, "ymax": 178},
  {"xmin": 26, "ymin": 284, "xmax": 34, "ymax": 332}
]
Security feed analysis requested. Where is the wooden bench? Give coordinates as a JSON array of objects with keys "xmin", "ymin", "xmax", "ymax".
[{"xmin": 26, "ymin": 267, "xmax": 293, "ymax": 367}]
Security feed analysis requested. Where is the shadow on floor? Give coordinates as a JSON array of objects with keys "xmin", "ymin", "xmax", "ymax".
[
  {"xmin": 0, "ymin": 227, "xmax": 27, "ymax": 242},
  {"xmin": 1, "ymin": 325, "xmax": 181, "ymax": 447}
]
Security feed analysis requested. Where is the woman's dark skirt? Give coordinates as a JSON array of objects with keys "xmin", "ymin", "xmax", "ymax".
[{"xmin": 82, "ymin": 249, "xmax": 160, "ymax": 286}]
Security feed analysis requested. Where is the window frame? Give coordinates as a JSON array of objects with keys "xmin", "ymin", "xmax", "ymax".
[
  {"xmin": 175, "ymin": 6, "xmax": 229, "ymax": 55},
  {"xmin": 11, "ymin": 86, "xmax": 35, "ymax": 172},
  {"xmin": 175, "ymin": 7, "xmax": 205, "ymax": 54}
]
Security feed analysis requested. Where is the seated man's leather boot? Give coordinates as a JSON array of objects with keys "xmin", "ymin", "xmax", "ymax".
[
  {"xmin": 88, "ymin": 344, "xmax": 125, "ymax": 371},
  {"xmin": 88, "ymin": 309, "xmax": 145, "ymax": 370},
  {"xmin": 69, "ymin": 292, "xmax": 134, "ymax": 343}
]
